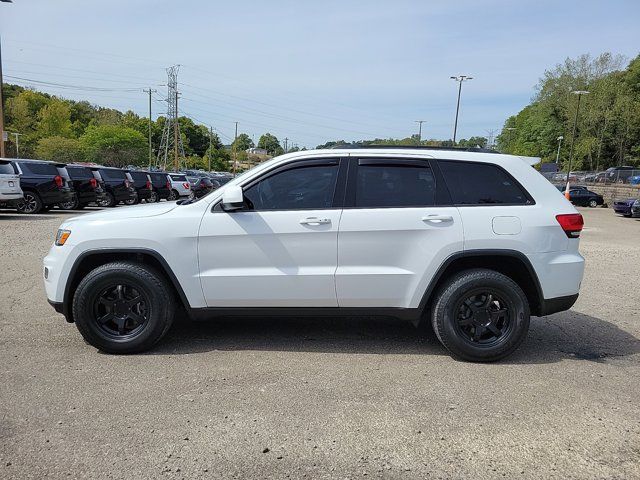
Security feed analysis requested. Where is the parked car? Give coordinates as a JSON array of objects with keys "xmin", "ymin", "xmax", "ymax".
[
  {"xmin": 187, "ymin": 175, "xmax": 217, "ymax": 198},
  {"xmin": 11, "ymin": 159, "xmax": 74, "ymax": 214},
  {"xmin": 125, "ymin": 170, "xmax": 153, "ymax": 205},
  {"xmin": 92, "ymin": 167, "xmax": 136, "ymax": 207},
  {"xmin": 148, "ymin": 172, "xmax": 171, "ymax": 202},
  {"xmin": 58, "ymin": 164, "xmax": 104, "ymax": 210},
  {"xmin": 604, "ymin": 166, "xmax": 636, "ymax": 184},
  {"xmin": 210, "ymin": 172, "xmax": 234, "ymax": 185},
  {"xmin": 555, "ymin": 184, "xmax": 587, "ymax": 193},
  {"xmin": 566, "ymin": 188, "xmax": 604, "ymax": 207},
  {"xmin": 45, "ymin": 146, "xmax": 585, "ymax": 362},
  {"xmin": 612, "ymin": 198, "xmax": 639, "ymax": 217},
  {"xmin": 167, "ymin": 173, "xmax": 191, "ymax": 200},
  {"xmin": 0, "ymin": 159, "xmax": 23, "ymax": 205},
  {"xmin": 629, "ymin": 175, "xmax": 640, "ymax": 186},
  {"xmin": 632, "ymin": 199, "xmax": 640, "ymax": 218}
]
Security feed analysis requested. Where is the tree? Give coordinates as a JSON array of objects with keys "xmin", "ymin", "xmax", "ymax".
[
  {"xmin": 37, "ymin": 100, "xmax": 73, "ymax": 138},
  {"xmin": 257, "ymin": 133, "xmax": 281, "ymax": 154},
  {"xmin": 233, "ymin": 133, "xmax": 254, "ymax": 151},
  {"xmin": 35, "ymin": 136, "xmax": 85, "ymax": 163},
  {"xmin": 80, "ymin": 125, "xmax": 147, "ymax": 167}
]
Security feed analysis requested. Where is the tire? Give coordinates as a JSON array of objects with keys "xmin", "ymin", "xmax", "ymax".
[
  {"xmin": 124, "ymin": 197, "xmax": 138, "ymax": 206},
  {"xmin": 588, "ymin": 199, "xmax": 597, "ymax": 208},
  {"xmin": 168, "ymin": 189, "xmax": 179, "ymax": 201},
  {"xmin": 16, "ymin": 191, "xmax": 43, "ymax": 214},
  {"xmin": 149, "ymin": 191, "xmax": 158, "ymax": 203},
  {"xmin": 431, "ymin": 269, "xmax": 530, "ymax": 362},
  {"xmin": 72, "ymin": 262, "xmax": 175, "ymax": 354},
  {"xmin": 58, "ymin": 194, "xmax": 79, "ymax": 210},
  {"xmin": 97, "ymin": 192, "xmax": 116, "ymax": 208}
]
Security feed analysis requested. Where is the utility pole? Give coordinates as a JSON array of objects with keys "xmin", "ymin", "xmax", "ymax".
[
  {"xmin": 208, "ymin": 126, "xmax": 213, "ymax": 172},
  {"xmin": 233, "ymin": 121, "xmax": 238, "ymax": 175},
  {"xmin": 450, "ymin": 75, "xmax": 473, "ymax": 144},
  {"xmin": 555, "ymin": 135, "xmax": 563, "ymax": 164},
  {"xmin": 143, "ymin": 88, "xmax": 156, "ymax": 169},
  {"xmin": 284, "ymin": 137, "xmax": 289, "ymax": 153},
  {"xmin": 415, "ymin": 120, "xmax": 426, "ymax": 142},
  {"xmin": 0, "ymin": 34, "xmax": 6, "ymax": 158},
  {"xmin": 565, "ymin": 90, "xmax": 589, "ymax": 195}
]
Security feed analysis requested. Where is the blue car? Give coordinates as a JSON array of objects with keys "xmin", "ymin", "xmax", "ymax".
[
  {"xmin": 613, "ymin": 198, "xmax": 639, "ymax": 217},
  {"xmin": 629, "ymin": 175, "xmax": 640, "ymax": 185}
]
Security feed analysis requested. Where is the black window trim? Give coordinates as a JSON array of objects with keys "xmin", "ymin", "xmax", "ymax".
[
  {"xmin": 343, "ymin": 156, "xmax": 446, "ymax": 210},
  {"xmin": 212, "ymin": 156, "xmax": 347, "ymax": 212},
  {"xmin": 435, "ymin": 159, "xmax": 536, "ymax": 207}
]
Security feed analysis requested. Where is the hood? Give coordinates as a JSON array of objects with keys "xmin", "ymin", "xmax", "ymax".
[
  {"xmin": 66, "ymin": 202, "xmax": 178, "ymax": 224},
  {"xmin": 615, "ymin": 198, "xmax": 637, "ymax": 204}
]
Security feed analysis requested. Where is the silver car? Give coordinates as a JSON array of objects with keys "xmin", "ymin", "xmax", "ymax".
[
  {"xmin": 167, "ymin": 173, "xmax": 191, "ymax": 200},
  {"xmin": 0, "ymin": 159, "xmax": 23, "ymax": 203}
]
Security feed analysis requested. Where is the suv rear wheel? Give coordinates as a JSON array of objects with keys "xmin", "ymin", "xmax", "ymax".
[
  {"xmin": 168, "ymin": 189, "xmax": 179, "ymax": 201},
  {"xmin": 97, "ymin": 192, "xmax": 116, "ymax": 208},
  {"xmin": 431, "ymin": 269, "xmax": 530, "ymax": 362},
  {"xmin": 72, "ymin": 262, "xmax": 175, "ymax": 354},
  {"xmin": 16, "ymin": 191, "xmax": 43, "ymax": 214},
  {"xmin": 58, "ymin": 194, "xmax": 79, "ymax": 210}
]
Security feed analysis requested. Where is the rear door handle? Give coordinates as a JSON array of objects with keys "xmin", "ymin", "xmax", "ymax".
[
  {"xmin": 422, "ymin": 214, "xmax": 453, "ymax": 223},
  {"xmin": 300, "ymin": 217, "xmax": 331, "ymax": 226}
]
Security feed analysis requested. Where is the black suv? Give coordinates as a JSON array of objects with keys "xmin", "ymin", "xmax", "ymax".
[
  {"xmin": 12, "ymin": 160, "xmax": 74, "ymax": 214},
  {"xmin": 148, "ymin": 172, "xmax": 171, "ymax": 202},
  {"xmin": 58, "ymin": 164, "xmax": 105, "ymax": 210},
  {"xmin": 92, "ymin": 167, "xmax": 136, "ymax": 207},
  {"xmin": 125, "ymin": 170, "xmax": 153, "ymax": 204}
]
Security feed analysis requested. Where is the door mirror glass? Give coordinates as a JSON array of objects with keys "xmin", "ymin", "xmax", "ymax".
[{"xmin": 221, "ymin": 185, "xmax": 245, "ymax": 211}]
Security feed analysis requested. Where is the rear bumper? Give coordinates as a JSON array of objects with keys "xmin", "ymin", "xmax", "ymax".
[{"xmin": 538, "ymin": 294, "xmax": 578, "ymax": 316}]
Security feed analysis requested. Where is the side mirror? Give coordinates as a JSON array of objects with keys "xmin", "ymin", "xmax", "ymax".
[{"xmin": 220, "ymin": 185, "xmax": 245, "ymax": 211}]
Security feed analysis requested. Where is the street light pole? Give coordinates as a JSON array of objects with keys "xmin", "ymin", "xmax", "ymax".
[
  {"xmin": 555, "ymin": 135, "xmax": 564, "ymax": 164},
  {"xmin": 450, "ymin": 75, "xmax": 473, "ymax": 144},
  {"xmin": 565, "ymin": 91, "xmax": 589, "ymax": 194},
  {"xmin": 9, "ymin": 131, "xmax": 22, "ymax": 157},
  {"xmin": 415, "ymin": 120, "xmax": 426, "ymax": 142}
]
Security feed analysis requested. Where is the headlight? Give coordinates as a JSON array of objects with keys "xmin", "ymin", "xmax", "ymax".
[
  {"xmin": 633, "ymin": 199, "xmax": 640, "ymax": 207},
  {"xmin": 55, "ymin": 229, "xmax": 71, "ymax": 246}
]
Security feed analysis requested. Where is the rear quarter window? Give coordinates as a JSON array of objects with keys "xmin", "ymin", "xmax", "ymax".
[
  {"xmin": 129, "ymin": 171, "xmax": 149, "ymax": 182},
  {"xmin": 0, "ymin": 162, "xmax": 15, "ymax": 174},
  {"xmin": 100, "ymin": 169, "xmax": 127, "ymax": 180},
  {"xmin": 19, "ymin": 162, "xmax": 60, "ymax": 176},
  {"xmin": 170, "ymin": 174, "xmax": 187, "ymax": 181},
  {"xmin": 438, "ymin": 160, "xmax": 532, "ymax": 205},
  {"xmin": 150, "ymin": 173, "xmax": 168, "ymax": 184},
  {"xmin": 66, "ymin": 167, "xmax": 94, "ymax": 179}
]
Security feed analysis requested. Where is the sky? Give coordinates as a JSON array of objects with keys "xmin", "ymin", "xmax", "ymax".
[{"xmin": 1, "ymin": 0, "xmax": 639, "ymax": 148}]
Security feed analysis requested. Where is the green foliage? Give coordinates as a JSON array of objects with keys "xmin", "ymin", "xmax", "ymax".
[
  {"xmin": 37, "ymin": 100, "xmax": 73, "ymax": 138},
  {"xmin": 80, "ymin": 125, "xmax": 147, "ymax": 167},
  {"xmin": 257, "ymin": 133, "xmax": 281, "ymax": 154},
  {"xmin": 35, "ymin": 136, "xmax": 85, "ymax": 163},
  {"xmin": 233, "ymin": 133, "xmax": 254, "ymax": 151},
  {"xmin": 497, "ymin": 53, "xmax": 640, "ymax": 170}
]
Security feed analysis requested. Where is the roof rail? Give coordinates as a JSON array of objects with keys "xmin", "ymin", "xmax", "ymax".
[{"xmin": 326, "ymin": 144, "xmax": 498, "ymax": 153}]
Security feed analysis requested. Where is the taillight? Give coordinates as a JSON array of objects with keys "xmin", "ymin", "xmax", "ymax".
[
  {"xmin": 124, "ymin": 179, "xmax": 131, "ymax": 188},
  {"xmin": 556, "ymin": 213, "xmax": 584, "ymax": 238},
  {"xmin": 146, "ymin": 180, "xmax": 152, "ymax": 189},
  {"xmin": 166, "ymin": 180, "xmax": 171, "ymax": 190},
  {"xmin": 90, "ymin": 178, "xmax": 97, "ymax": 189},
  {"xmin": 54, "ymin": 175, "xmax": 63, "ymax": 188},
  {"xmin": 183, "ymin": 182, "xmax": 190, "ymax": 189}
]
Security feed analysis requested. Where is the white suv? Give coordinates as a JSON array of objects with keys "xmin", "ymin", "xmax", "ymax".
[{"xmin": 44, "ymin": 147, "xmax": 585, "ymax": 361}]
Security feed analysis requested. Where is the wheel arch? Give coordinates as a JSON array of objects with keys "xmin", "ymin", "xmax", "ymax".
[
  {"xmin": 419, "ymin": 250, "xmax": 544, "ymax": 317},
  {"xmin": 63, "ymin": 248, "xmax": 190, "ymax": 323}
]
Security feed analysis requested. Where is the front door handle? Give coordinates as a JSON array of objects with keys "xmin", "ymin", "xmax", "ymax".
[
  {"xmin": 300, "ymin": 217, "xmax": 331, "ymax": 226},
  {"xmin": 422, "ymin": 214, "xmax": 453, "ymax": 223}
]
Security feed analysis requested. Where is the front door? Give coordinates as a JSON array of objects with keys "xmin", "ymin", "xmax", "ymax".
[{"xmin": 198, "ymin": 158, "xmax": 344, "ymax": 307}]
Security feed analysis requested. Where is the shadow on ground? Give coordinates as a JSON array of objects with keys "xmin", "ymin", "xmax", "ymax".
[{"xmin": 149, "ymin": 310, "xmax": 640, "ymax": 364}]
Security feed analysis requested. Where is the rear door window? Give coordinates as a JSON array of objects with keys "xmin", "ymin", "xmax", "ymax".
[
  {"xmin": 0, "ymin": 162, "xmax": 15, "ymax": 174},
  {"xmin": 129, "ymin": 171, "xmax": 150, "ymax": 184},
  {"xmin": 438, "ymin": 160, "xmax": 532, "ymax": 205},
  {"xmin": 150, "ymin": 173, "xmax": 168, "ymax": 186},
  {"xmin": 355, "ymin": 160, "xmax": 436, "ymax": 208}
]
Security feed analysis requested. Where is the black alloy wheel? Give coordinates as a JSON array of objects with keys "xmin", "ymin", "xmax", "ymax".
[
  {"xmin": 93, "ymin": 284, "xmax": 150, "ymax": 338},
  {"xmin": 58, "ymin": 194, "xmax": 79, "ymax": 210},
  {"xmin": 453, "ymin": 290, "xmax": 513, "ymax": 347},
  {"xmin": 588, "ymin": 199, "xmax": 598, "ymax": 208}
]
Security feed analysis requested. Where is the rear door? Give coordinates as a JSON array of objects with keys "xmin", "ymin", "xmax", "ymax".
[
  {"xmin": 336, "ymin": 157, "xmax": 463, "ymax": 308},
  {"xmin": 0, "ymin": 161, "xmax": 21, "ymax": 197}
]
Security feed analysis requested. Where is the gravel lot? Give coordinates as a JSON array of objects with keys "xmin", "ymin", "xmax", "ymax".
[{"xmin": 0, "ymin": 206, "xmax": 638, "ymax": 479}]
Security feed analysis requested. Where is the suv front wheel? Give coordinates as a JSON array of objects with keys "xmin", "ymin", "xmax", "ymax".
[
  {"xmin": 72, "ymin": 262, "xmax": 175, "ymax": 353},
  {"xmin": 431, "ymin": 269, "xmax": 530, "ymax": 362}
]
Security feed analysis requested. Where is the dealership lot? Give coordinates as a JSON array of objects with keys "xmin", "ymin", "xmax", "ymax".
[{"xmin": 0, "ymin": 207, "xmax": 638, "ymax": 479}]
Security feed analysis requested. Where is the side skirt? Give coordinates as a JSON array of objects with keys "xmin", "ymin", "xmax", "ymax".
[{"xmin": 188, "ymin": 307, "xmax": 422, "ymax": 322}]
